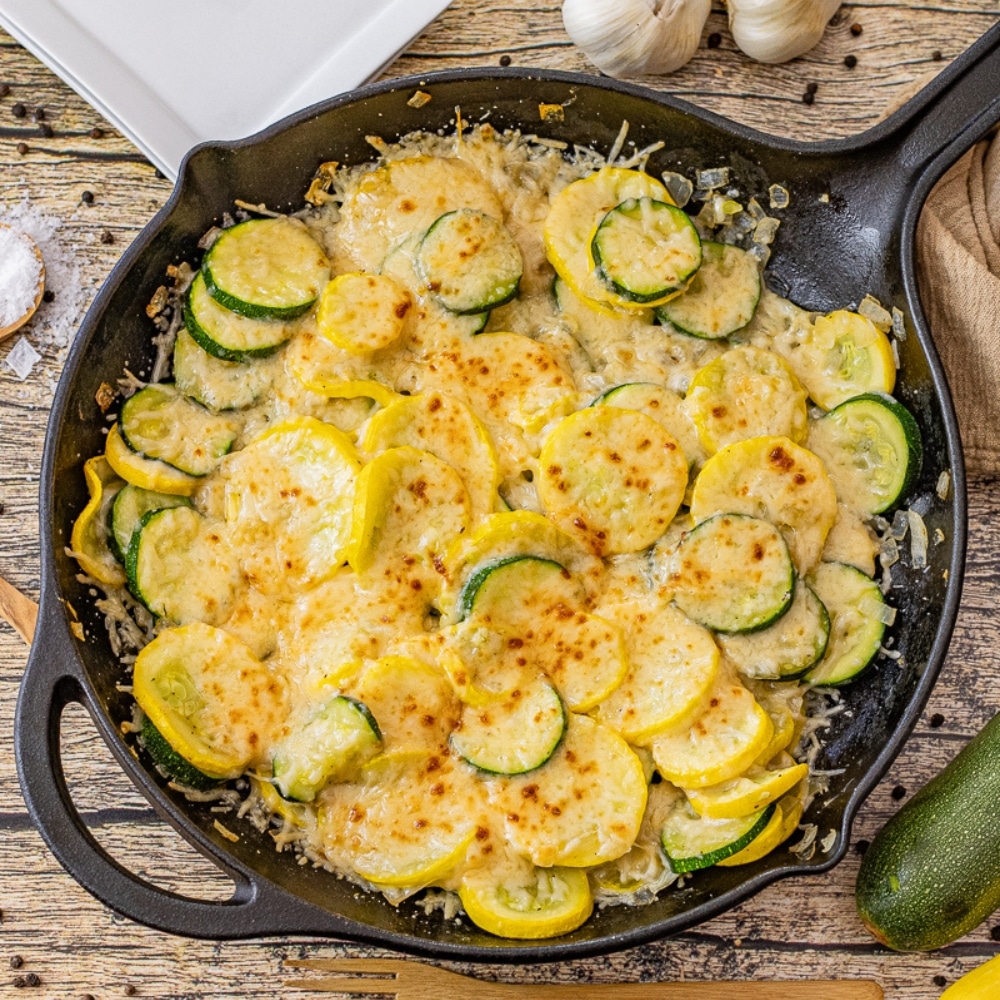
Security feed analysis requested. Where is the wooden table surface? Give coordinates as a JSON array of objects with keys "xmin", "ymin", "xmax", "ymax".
[{"xmin": 2, "ymin": 3, "xmax": 1000, "ymax": 997}]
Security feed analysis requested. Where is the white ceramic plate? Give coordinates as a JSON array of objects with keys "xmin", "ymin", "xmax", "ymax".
[{"xmin": 0, "ymin": 0, "xmax": 453, "ymax": 179}]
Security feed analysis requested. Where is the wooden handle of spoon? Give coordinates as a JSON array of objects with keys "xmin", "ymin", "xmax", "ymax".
[{"xmin": 0, "ymin": 573, "xmax": 38, "ymax": 646}]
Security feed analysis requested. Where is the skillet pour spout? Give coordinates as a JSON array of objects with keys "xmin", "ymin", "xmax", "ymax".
[{"xmin": 15, "ymin": 22, "xmax": 997, "ymax": 959}]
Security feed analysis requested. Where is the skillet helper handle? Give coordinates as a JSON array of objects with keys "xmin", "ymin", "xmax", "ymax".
[
  {"xmin": 894, "ymin": 21, "xmax": 1000, "ymax": 183},
  {"xmin": 14, "ymin": 597, "xmax": 345, "ymax": 939}
]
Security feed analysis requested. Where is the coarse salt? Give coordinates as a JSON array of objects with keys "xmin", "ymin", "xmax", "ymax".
[
  {"xmin": 4, "ymin": 335, "xmax": 42, "ymax": 380},
  {"xmin": 0, "ymin": 225, "xmax": 42, "ymax": 329}
]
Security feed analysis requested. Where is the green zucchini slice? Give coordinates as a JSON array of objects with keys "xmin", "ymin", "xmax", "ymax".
[
  {"xmin": 184, "ymin": 271, "xmax": 292, "ymax": 362},
  {"xmin": 202, "ymin": 217, "xmax": 329, "ymax": 319},
  {"xmin": 451, "ymin": 677, "xmax": 566, "ymax": 775},
  {"xmin": 126, "ymin": 506, "xmax": 243, "ymax": 625},
  {"xmin": 109, "ymin": 483, "xmax": 191, "ymax": 564},
  {"xmin": 119, "ymin": 384, "xmax": 239, "ymax": 477},
  {"xmin": 670, "ymin": 513, "xmax": 795, "ymax": 633},
  {"xmin": 806, "ymin": 393, "xmax": 922, "ymax": 515},
  {"xmin": 804, "ymin": 561, "xmax": 888, "ymax": 686},
  {"xmin": 457, "ymin": 554, "xmax": 584, "ymax": 624},
  {"xmin": 591, "ymin": 197, "xmax": 702, "ymax": 304},
  {"xmin": 416, "ymin": 209, "xmax": 523, "ymax": 314},
  {"xmin": 173, "ymin": 327, "xmax": 272, "ymax": 412},
  {"xmin": 661, "ymin": 798, "xmax": 776, "ymax": 873},
  {"xmin": 717, "ymin": 581, "xmax": 830, "ymax": 680},
  {"xmin": 655, "ymin": 241, "xmax": 761, "ymax": 339},
  {"xmin": 140, "ymin": 715, "xmax": 221, "ymax": 791},
  {"xmin": 271, "ymin": 696, "xmax": 382, "ymax": 802}
]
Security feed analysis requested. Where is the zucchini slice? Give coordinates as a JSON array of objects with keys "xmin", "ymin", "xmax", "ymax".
[
  {"xmin": 685, "ymin": 345, "xmax": 809, "ymax": 455},
  {"xmin": 655, "ymin": 241, "xmax": 761, "ymax": 339},
  {"xmin": 595, "ymin": 599, "xmax": 719, "ymax": 745},
  {"xmin": 362, "ymin": 391, "xmax": 501, "ymax": 522},
  {"xmin": 202, "ymin": 216, "xmax": 329, "ymax": 319},
  {"xmin": 778, "ymin": 309, "xmax": 896, "ymax": 410},
  {"xmin": 804, "ymin": 561, "xmax": 888, "ymax": 686},
  {"xmin": 717, "ymin": 581, "xmax": 830, "ymax": 680},
  {"xmin": 690, "ymin": 435, "xmax": 838, "ymax": 574},
  {"xmin": 140, "ymin": 715, "xmax": 221, "ymax": 791},
  {"xmin": 70, "ymin": 456, "xmax": 125, "ymax": 586},
  {"xmin": 538, "ymin": 406, "xmax": 688, "ymax": 556},
  {"xmin": 173, "ymin": 327, "xmax": 272, "ymax": 412},
  {"xmin": 669, "ymin": 513, "xmax": 795, "ymax": 634},
  {"xmin": 184, "ymin": 271, "xmax": 291, "ymax": 362},
  {"xmin": 649, "ymin": 674, "xmax": 774, "ymax": 788},
  {"xmin": 417, "ymin": 209, "xmax": 523, "ymax": 314},
  {"xmin": 105, "ymin": 422, "xmax": 199, "ymax": 498},
  {"xmin": 126, "ymin": 506, "xmax": 243, "ymax": 625},
  {"xmin": 110, "ymin": 483, "xmax": 190, "ymax": 564},
  {"xmin": 451, "ymin": 676, "xmax": 566, "ymax": 775},
  {"xmin": 591, "ymin": 197, "xmax": 702, "ymax": 304},
  {"xmin": 459, "ymin": 866, "xmax": 593, "ymax": 940},
  {"xmin": 661, "ymin": 798, "xmax": 777, "ymax": 873},
  {"xmin": 806, "ymin": 393, "xmax": 922, "ymax": 515},
  {"xmin": 316, "ymin": 272, "xmax": 411, "ymax": 354},
  {"xmin": 119, "ymin": 384, "xmax": 239, "ymax": 477},
  {"xmin": 132, "ymin": 621, "xmax": 287, "ymax": 780},
  {"xmin": 544, "ymin": 167, "xmax": 672, "ymax": 311},
  {"xmin": 272, "ymin": 696, "xmax": 382, "ymax": 802},
  {"xmin": 487, "ymin": 714, "xmax": 648, "ymax": 868},
  {"xmin": 224, "ymin": 417, "xmax": 361, "ymax": 596},
  {"xmin": 594, "ymin": 382, "xmax": 702, "ymax": 468},
  {"xmin": 457, "ymin": 554, "xmax": 584, "ymax": 624}
]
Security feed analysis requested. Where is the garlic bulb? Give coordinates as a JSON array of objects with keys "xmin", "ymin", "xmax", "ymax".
[
  {"xmin": 727, "ymin": 0, "xmax": 842, "ymax": 64},
  {"xmin": 563, "ymin": 0, "xmax": 712, "ymax": 78}
]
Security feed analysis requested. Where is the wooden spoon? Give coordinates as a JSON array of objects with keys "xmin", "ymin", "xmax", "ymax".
[
  {"xmin": 0, "ymin": 223, "xmax": 45, "ymax": 343},
  {"xmin": 0, "ymin": 573, "xmax": 38, "ymax": 646}
]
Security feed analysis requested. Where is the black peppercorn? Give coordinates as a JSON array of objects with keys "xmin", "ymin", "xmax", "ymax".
[
  {"xmin": 850, "ymin": 22, "xmax": 863, "ymax": 36},
  {"xmin": 42, "ymin": 289, "xmax": 54, "ymax": 303},
  {"xmin": 81, "ymin": 190, "xmax": 94, "ymax": 205},
  {"xmin": 854, "ymin": 839, "xmax": 870, "ymax": 855},
  {"xmin": 12, "ymin": 102, "xmax": 26, "ymax": 118},
  {"xmin": 930, "ymin": 712, "xmax": 945, "ymax": 728},
  {"xmin": 802, "ymin": 91, "xmax": 815, "ymax": 105},
  {"xmin": 16, "ymin": 142, "xmax": 28, "ymax": 155},
  {"xmin": 844, "ymin": 54, "xmax": 858, "ymax": 68},
  {"xmin": 124, "ymin": 985, "xmax": 137, "ymax": 996},
  {"xmin": 38, "ymin": 123, "xmax": 53, "ymax": 138},
  {"xmin": 805, "ymin": 81, "xmax": 819, "ymax": 95},
  {"xmin": 12, "ymin": 975, "xmax": 27, "ymax": 988},
  {"xmin": 991, "ymin": 925, "xmax": 1000, "ymax": 941},
  {"xmin": 9, "ymin": 957, "xmax": 23, "ymax": 970},
  {"xmin": 24, "ymin": 973, "xmax": 39, "ymax": 987},
  {"xmin": 499, "ymin": 54, "xmax": 511, "ymax": 67},
  {"xmin": 707, "ymin": 32, "xmax": 722, "ymax": 49},
  {"xmin": 933, "ymin": 976, "xmax": 947, "ymax": 988},
  {"xmin": 932, "ymin": 50, "xmax": 943, "ymax": 61},
  {"xmin": 90, "ymin": 126, "xmax": 104, "ymax": 139},
  {"xmin": 891, "ymin": 785, "xmax": 907, "ymax": 801},
  {"xmin": 100, "ymin": 230, "xmax": 115, "ymax": 245}
]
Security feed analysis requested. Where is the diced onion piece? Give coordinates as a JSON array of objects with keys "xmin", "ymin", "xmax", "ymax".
[
  {"xmin": 696, "ymin": 167, "xmax": 730, "ymax": 190},
  {"xmin": 891, "ymin": 307, "xmax": 907, "ymax": 341},
  {"xmin": 858, "ymin": 294, "xmax": 892, "ymax": 332},
  {"xmin": 908, "ymin": 509, "xmax": 928, "ymax": 568},
  {"xmin": 661, "ymin": 171, "xmax": 693, "ymax": 209},
  {"xmin": 753, "ymin": 217, "xmax": 780, "ymax": 246},
  {"xmin": 768, "ymin": 184, "xmax": 790, "ymax": 210},
  {"xmin": 860, "ymin": 595, "xmax": 897, "ymax": 626},
  {"xmin": 936, "ymin": 470, "xmax": 951, "ymax": 500}
]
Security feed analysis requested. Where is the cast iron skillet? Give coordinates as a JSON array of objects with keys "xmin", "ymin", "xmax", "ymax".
[{"xmin": 16, "ymin": 23, "xmax": 1000, "ymax": 960}]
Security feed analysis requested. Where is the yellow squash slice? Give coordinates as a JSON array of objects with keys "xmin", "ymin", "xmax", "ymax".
[
  {"xmin": 70, "ymin": 455, "xmax": 126, "ymax": 585},
  {"xmin": 362, "ymin": 391, "xmax": 500, "ymax": 521},
  {"xmin": 595, "ymin": 599, "xmax": 719, "ymax": 744},
  {"xmin": 684, "ymin": 762, "xmax": 809, "ymax": 820},
  {"xmin": 715, "ymin": 801, "xmax": 786, "ymax": 866},
  {"xmin": 133, "ymin": 622, "xmax": 287, "ymax": 779},
  {"xmin": 459, "ymin": 865, "xmax": 593, "ymax": 939},
  {"xmin": 224, "ymin": 416, "xmax": 362, "ymax": 596},
  {"xmin": 649, "ymin": 674, "xmax": 774, "ymax": 788},
  {"xmin": 539, "ymin": 407, "xmax": 688, "ymax": 556},
  {"xmin": 316, "ymin": 272, "xmax": 411, "ymax": 354},
  {"xmin": 105, "ymin": 422, "xmax": 199, "ymax": 497},
  {"xmin": 689, "ymin": 435, "xmax": 838, "ymax": 573},
  {"xmin": 685, "ymin": 345, "xmax": 808, "ymax": 455}
]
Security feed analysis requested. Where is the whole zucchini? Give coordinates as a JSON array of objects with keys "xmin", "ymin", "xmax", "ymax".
[{"xmin": 856, "ymin": 712, "xmax": 1000, "ymax": 950}]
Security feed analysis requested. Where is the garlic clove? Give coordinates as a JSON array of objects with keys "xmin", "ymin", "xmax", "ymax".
[
  {"xmin": 727, "ymin": 0, "xmax": 842, "ymax": 65},
  {"xmin": 563, "ymin": 0, "xmax": 712, "ymax": 78}
]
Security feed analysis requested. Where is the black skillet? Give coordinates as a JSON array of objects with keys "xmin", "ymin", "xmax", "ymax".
[{"xmin": 16, "ymin": 22, "xmax": 1000, "ymax": 960}]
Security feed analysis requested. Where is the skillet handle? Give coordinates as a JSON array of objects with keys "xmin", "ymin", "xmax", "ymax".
[
  {"xmin": 891, "ymin": 21, "xmax": 1000, "ymax": 184},
  {"xmin": 15, "ymin": 599, "xmax": 345, "ymax": 939}
]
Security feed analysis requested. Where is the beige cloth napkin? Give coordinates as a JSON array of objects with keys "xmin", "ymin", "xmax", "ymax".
[{"xmin": 916, "ymin": 133, "xmax": 1000, "ymax": 476}]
